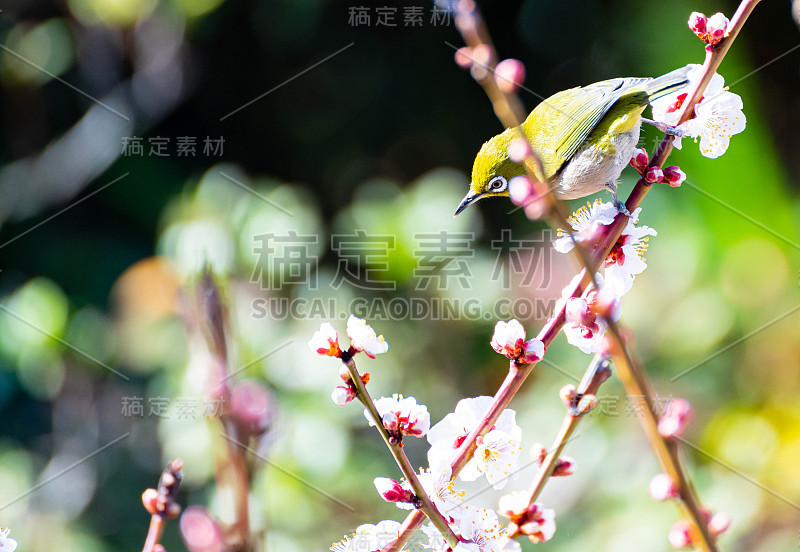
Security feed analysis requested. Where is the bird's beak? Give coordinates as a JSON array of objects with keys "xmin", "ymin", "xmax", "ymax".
[{"xmin": 454, "ymin": 189, "xmax": 482, "ymax": 217}]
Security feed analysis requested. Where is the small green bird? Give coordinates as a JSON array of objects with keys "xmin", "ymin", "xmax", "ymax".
[{"xmin": 454, "ymin": 67, "xmax": 690, "ymax": 216}]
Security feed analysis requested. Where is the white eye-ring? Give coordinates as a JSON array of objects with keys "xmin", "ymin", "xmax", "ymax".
[{"xmin": 488, "ymin": 175, "xmax": 507, "ymax": 192}]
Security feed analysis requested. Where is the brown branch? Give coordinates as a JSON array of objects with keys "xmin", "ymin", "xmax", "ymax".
[
  {"xmin": 343, "ymin": 355, "xmax": 461, "ymax": 548},
  {"xmin": 142, "ymin": 459, "xmax": 183, "ymax": 552},
  {"xmin": 524, "ymin": 355, "xmax": 611, "ymax": 505}
]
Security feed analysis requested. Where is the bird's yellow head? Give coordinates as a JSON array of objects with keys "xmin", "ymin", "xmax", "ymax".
[{"xmin": 454, "ymin": 128, "xmax": 525, "ymax": 216}]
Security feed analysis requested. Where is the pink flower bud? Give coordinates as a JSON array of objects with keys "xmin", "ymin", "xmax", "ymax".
[
  {"xmin": 708, "ymin": 512, "xmax": 731, "ymax": 537},
  {"xmin": 231, "ymin": 380, "xmax": 273, "ymax": 435},
  {"xmin": 520, "ymin": 338, "xmax": 545, "ymax": 364},
  {"xmin": 180, "ymin": 506, "xmax": 225, "ymax": 552},
  {"xmin": 668, "ymin": 520, "xmax": 692, "ymax": 549},
  {"xmin": 495, "ymin": 58, "xmax": 526, "ymax": 94},
  {"xmin": 530, "ymin": 442, "xmax": 547, "ymax": 462},
  {"xmin": 663, "ymin": 166, "xmax": 686, "ymax": 187},
  {"xmin": 523, "ymin": 197, "xmax": 547, "ymax": 220},
  {"xmin": 649, "ymin": 473, "xmax": 679, "ymax": 501},
  {"xmin": 658, "ymin": 398, "xmax": 694, "ymax": 438},
  {"xmin": 507, "ymin": 137, "xmax": 532, "ymax": 163},
  {"xmin": 373, "ymin": 477, "xmax": 415, "ymax": 505},
  {"xmin": 508, "ymin": 175, "xmax": 534, "ymax": 205},
  {"xmin": 455, "ymin": 46, "xmax": 474, "ymax": 68},
  {"xmin": 552, "ymin": 457, "xmax": 574, "ymax": 477},
  {"xmin": 559, "ymin": 385, "xmax": 578, "ymax": 407},
  {"xmin": 142, "ymin": 488, "xmax": 159, "ymax": 515},
  {"xmin": 331, "ymin": 385, "xmax": 356, "ymax": 406},
  {"xmin": 706, "ymin": 13, "xmax": 729, "ymax": 45},
  {"xmin": 688, "ymin": 12, "xmax": 708, "ymax": 36},
  {"xmin": 645, "ymin": 166, "xmax": 664, "ymax": 184},
  {"xmin": 382, "ymin": 411, "xmax": 400, "ymax": 432},
  {"xmin": 629, "ymin": 148, "xmax": 649, "ymax": 173}
]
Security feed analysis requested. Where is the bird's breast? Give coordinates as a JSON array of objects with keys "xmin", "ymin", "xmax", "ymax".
[{"xmin": 550, "ymin": 121, "xmax": 642, "ymax": 200}]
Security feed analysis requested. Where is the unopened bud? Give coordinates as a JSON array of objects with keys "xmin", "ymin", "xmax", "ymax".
[
  {"xmin": 455, "ymin": 46, "xmax": 474, "ymax": 68},
  {"xmin": 508, "ymin": 175, "xmax": 534, "ymax": 206},
  {"xmin": 142, "ymin": 488, "xmax": 159, "ymax": 515},
  {"xmin": 180, "ymin": 506, "xmax": 224, "ymax": 552},
  {"xmin": 663, "ymin": 166, "xmax": 686, "ymax": 187},
  {"xmin": 373, "ymin": 477, "xmax": 415, "ymax": 505},
  {"xmin": 382, "ymin": 411, "xmax": 400, "ymax": 432},
  {"xmin": 708, "ymin": 512, "xmax": 731, "ymax": 537},
  {"xmin": 658, "ymin": 398, "xmax": 694, "ymax": 438},
  {"xmin": 645, "ymin": 166, "xmax": 664, "ymax": 184},
  {"xmin": 706, "ymin": 13, "xmax": 729, "ymax": 45},
  {"xmin": 508, "ymin": 137, "xmax": 532, "ymax": 163},
  {"xmin": 231, "ymin": 379, "xmax": 273, "ymax": 435},
  {"xmin": 495, "ymin": 58, "xmax": 526, "ymax": 94},
  {"xmin": 688, "ymin": 12, "xmax": 708, "ymax": 36},
  {"xmin": 629, "ymin": 148, "xmax": 650, "ymax": 173},
  {"xmin": 331, "ymin": 385, "xmax": 356, "ymax": 406},
  {"xmin": 552, "ymin": 457, "xmax": 574, "ymax": 477},
  {"xmin": 668, "ymin": 520, "xmax": 692, "ymax": 549},
  {"xmin": 648, "ymin": 473, "xmax": 679, "ymax": 501},
  {"xmin": 559, "ymin": 385, "xmax": 578, "ymax": 407}
]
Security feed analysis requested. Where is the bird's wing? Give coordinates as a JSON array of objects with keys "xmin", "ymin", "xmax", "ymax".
[{"xmin": 526, "ymin": 77, "xmax": 650, "ymax": 177}]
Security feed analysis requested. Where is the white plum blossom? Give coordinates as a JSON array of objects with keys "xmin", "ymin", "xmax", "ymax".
[
  {"xmin": 552, "ymin": 199, "xmax": 618, "ymax": 254},
  {"xmin": 367, "ymin": 395, "xmax": 431, "ymax": 438},
  {"xmin": 651, "ymin": 64, "xmax": 746, "ymax": 158},
  {"xmin": 422, "ymin": 506, "xmax": 520, "ymax": 552},
  {"xmin": 497, "ymin": 493, "xmax": 557, "ymax": 544},
  {"xmin": 461, "ymin": 428, "xmax": 523, "ymax": 489},
  {"xmin": 347, "ymin": 314, "xmax": 389, "ymax": 358},
  {"xmin": 332, "ymin": 520, "xmax": 402, "ymax": 552},
  {"xmin": 0, "ymin": 529, "xmax": 16, "ymax": 552},
  {"xmin": 490, "ymin": 319, "xmax": 526, "ymax": 358},
  {"xmin": 427, "ymin": 397, "xmax": 522, "ymax": 490},
  {"xmin": 490, "ymin": 320, "xmax": 545, "ymax": 363},
  {"xmin": 308, "ymin": 322, "xmax": 341, "ymax": 357},
  {"xmin": 603, "ymin": 207, "xmax": 657, "ymax": 296},
  {"xmin": 418, "ymin": 462, "xmax": 466, "ymax": 523}
]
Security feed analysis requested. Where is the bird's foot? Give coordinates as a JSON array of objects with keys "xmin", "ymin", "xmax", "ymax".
[
  {"xmin": 613, "ymin": 198, "xmax": 631, "ymax": 217},
  {"xmin": 641, "ymin": 117, "xmax": 688, "ymax": 138},
  {"xmin": 606, "ymin": 182, "xmax": 631, "ymax": 217}
]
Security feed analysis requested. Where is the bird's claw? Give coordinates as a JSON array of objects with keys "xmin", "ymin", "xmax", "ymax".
[
  {"xmin": 613, "ymin": 198, "xmax": 631, "ymax": 217},
  {"xmin": 641, "ymin": 117, "xmax": 688, "ymax": 138}
]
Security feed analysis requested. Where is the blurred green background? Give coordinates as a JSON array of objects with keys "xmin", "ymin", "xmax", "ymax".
[{"xmin": 0, "ymin": 0, "xmax": 798, "ymax": 550}]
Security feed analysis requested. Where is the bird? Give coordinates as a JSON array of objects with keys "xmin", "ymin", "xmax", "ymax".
[{"xmin": 454, "ymin": 67, "xmax": 690, "ymax": 216}]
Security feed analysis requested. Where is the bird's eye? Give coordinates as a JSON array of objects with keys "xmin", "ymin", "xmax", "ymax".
[{"xmin": 488, "ymin": 175, "xmax": 507, "ymax": 192}]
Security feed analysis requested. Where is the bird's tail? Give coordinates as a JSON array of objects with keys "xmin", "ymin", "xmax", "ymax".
[{"xmin": 645, "ymin": 66, "xmax": 692, "ymax": 101}]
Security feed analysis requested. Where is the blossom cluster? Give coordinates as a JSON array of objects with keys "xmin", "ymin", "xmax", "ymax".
[
  {"xmin": 548, "ymin": 201, "xmax": 655, "ymax": 353},
  {"xmin": 651, "ymin": 63, "xmax": 746, "ymax": 159},
  {"xmin": 368, "ymin": 396, "xmax": 557, "ymax": 551}
]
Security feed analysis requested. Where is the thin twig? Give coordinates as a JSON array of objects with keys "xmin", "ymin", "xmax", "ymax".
[
  {"xmin": 525, "ymin": 355, "xmax": 611, "ymax": 505},
  {"xmin": 344, "ymin": 356, "xmax": 460, "ymax": 547}
]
